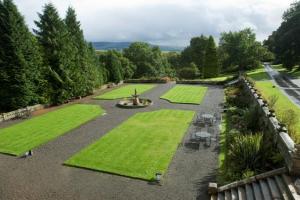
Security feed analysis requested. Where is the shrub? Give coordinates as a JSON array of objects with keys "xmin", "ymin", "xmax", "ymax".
[
  {"xmin": 228, "ymin": 134, "xmax": 263, "ymax": 173},
  {"xmin": 178, "ymin": 63, "xmax": 199, "ymax": 79},
  {"xmin": 243, "ymin": 106, "xmax": 261, "ymax": 132},
  {"xmin": 242, "ymin": 170, "xmax": 255, "ymax": 179},
  {"xmin": 268, "ymin": 95, "xmax": 278, "ymax": 110},
  {"xmin": 289, "ymin": 127, "xmax": 300, "ymax": 144},
  {"xmin": 280, "ymin": 109, "xmax": 298, "ymax": 129}
]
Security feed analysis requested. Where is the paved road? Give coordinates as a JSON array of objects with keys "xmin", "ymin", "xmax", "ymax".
[
  {"xmin": 264, "ymin": 63, "xmax": 300, "ymax": 107},
  {"xmin": 0, "ymin": 83, "xmax": 224, "ymax": 200}
]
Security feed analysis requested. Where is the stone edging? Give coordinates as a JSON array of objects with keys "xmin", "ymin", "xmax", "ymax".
[{"xmin": 242, "ymin": 77, "xmax": 300, "ymax": 175}]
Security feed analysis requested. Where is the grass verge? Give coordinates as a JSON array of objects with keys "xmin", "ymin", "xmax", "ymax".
[{"xmin": 246, "ymin": 67, "xmax": 300, "ymax": 141}]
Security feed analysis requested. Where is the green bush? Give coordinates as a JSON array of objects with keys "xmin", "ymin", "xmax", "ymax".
[
  {"xmin": 243, "ymin": 106, "xmax": 261, "ymax": 132},
  {"xmin": 178, "ymin": 63, "xmax": 199, "ymax": 79},
  {"xmin": 228, "ymin": 134, "xmax": 263, "ymax": 175},
  {"xmin": 268, "ymin": 95, "xmax": 278, "ymax": 110}
]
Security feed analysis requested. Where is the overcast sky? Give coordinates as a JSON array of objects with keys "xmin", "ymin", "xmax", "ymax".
[{"xmin": 15, "ymin": 0, "xmax": 293, "ymax": 47}]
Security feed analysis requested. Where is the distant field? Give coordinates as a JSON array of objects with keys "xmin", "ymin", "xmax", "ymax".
[
  {"xmin": 160, "ymin": 85, "xmax": 207, "ymax": 104},
  {"xmin": 0, "ymin": 104, "xmax": 103, "ymax": 156},
  {"xmin": 65, "ymin": 109, "xmax": 195, "ymax": 180},
  {"xmin": 94, "ymin": 84, "xmax": 155, "ymax": 100}
]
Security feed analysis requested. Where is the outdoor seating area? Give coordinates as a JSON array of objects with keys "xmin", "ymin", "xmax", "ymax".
[{"xmin": 188, "ymin": 111, "xmax": 222, "ymax": 148}]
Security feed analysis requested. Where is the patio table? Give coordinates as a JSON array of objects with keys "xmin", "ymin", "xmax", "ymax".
[
  {"xmin": 195, "ymin": 131, "xmax": 212, "ymax": 147},
  {"xmin": 202, "ymin": 114, "xmax": 214, "ymax": 124},
  {"xmin": 195, "ymin": 131, "xmax": 211, "ymax": 140}
]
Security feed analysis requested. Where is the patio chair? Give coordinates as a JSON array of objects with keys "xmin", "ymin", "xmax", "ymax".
[
  {"xmin": 207, "ymin": 127, "xmax": 214, "ymax": 134},
  {"xmin": 204, "ymin": 136, "xmax": 211, "ymax": 147},
  {"xmin": 195, "ymin": 114, "xmax": 205, "ymax": 126}
]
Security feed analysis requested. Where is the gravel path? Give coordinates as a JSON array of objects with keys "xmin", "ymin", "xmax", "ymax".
[{"xmin": 0, "ymin": 83, "xmax": 224, "ymax": 200}]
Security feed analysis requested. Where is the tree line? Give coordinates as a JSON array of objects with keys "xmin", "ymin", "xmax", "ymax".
[
  {"xmin": 264, "ymin": 1, "xmax": 300, "ymax": 70},
  {"xmin": 0, "ymin": 0, "xmax": 268, "ymax": 112},
  {"xmin": 0, "ymin": 1, "xmax": 106, "ymax": 111},
  {"xmin": 166, "ymin": 29, "xmax": 271, "ymax": 79}
]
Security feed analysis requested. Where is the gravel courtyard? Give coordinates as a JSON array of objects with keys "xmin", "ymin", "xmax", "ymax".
[{"xmin": 0, "ymin": 83, "xmax": 224, "ymax": 200}]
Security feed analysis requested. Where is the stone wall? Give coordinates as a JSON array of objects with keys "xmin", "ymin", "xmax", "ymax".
[
  {"xmin": 241, "ymin": 77, "xmax": 300, "ymax": 175},
  {"xmin": 1, "ymin": 82, "xmax": 124, "ymax": 123},
  {"xmin": 0, "ymin": 104, "xmax": 45, "ymax": 122}
]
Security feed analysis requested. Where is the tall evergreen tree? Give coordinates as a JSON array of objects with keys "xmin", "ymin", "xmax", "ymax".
[
  {"xmin": 104, "ymin": 50, "xmax": 123, "ymax": 83},
  {"xmin": 181, "ymin": 35, "xmax": 208, "ymax": 71},
  {"xmin": 34, "ymin": 3, "xmax": 74, "ymax": 104},
  {"xmin": 65, "ymin": 7, "xmax": 106, "ymax": 96},
  {"xmin": 86, "ymin": 42, "xmax": 105, "ymax": 90},
  {"xmin": 203, "ymin": 36, "xmax": 220, "ymax": 78},
  {"xmin": 0, "ymin": 0, "xmax": 43, "ymax": 111},
  {"xmin": 65, "ymin": 7, "xmax": 88, "ymax": 96}
]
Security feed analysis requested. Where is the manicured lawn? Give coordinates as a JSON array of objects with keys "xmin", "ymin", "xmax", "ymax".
[
  {"xmin": 65, "ymin": 109, "xmax": 195, "ymax": 181},
  {"xmin": 0, "ymin": 104, "xmax": 104, "ymax": 156},
  {"xmin": 199, "ymin": 73, "xmax": 236, "ymax": 82},
  {"xmin": 94, "ymin": 84, "xmax": 155, "ymax": 100},
  {"xmin": 246, "ymin": 67, "xmax": 271, "ymax": 81},
  {"xmin": 160, "ymin": 85, "xmax": 208, "ymax": 104},
  {"xmin": 201, "ymin": 75, "xmax": 234, "ymax": 82}
]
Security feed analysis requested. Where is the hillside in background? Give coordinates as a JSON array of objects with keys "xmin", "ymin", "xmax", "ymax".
[{"xmin": 92, "ymin": 42, "xmax": 184, "ymax": 52}]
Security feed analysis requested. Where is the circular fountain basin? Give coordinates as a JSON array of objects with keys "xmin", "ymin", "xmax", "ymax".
[{"xmin": 117, "ymin": 98, "xmax": 153, "ymax": 109}]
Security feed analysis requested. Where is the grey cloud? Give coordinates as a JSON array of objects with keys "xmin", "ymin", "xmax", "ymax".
[{"xmin": 15, "ymin": 0, "xmax": 293, "ymax": 46}]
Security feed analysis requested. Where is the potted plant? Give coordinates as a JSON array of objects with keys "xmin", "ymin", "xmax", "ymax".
[
  {"xmin": 277, "ymin": 123, "xmax": 287, "ymax": 132},
  {"xmin": 256, "ymin": 93, "xmax": 262, "ymax": 99},
  {"xmin": 262, "ymin": 100, "xmax": 268, "ymax": 107},
  {"xmin": 268, "ymin": 109, "xmax": 276, "ymax": 117}
]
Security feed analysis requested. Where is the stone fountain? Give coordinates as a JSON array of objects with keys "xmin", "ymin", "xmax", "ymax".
[{"xmin": 117, "ymin": 89, "xmax": 152, "ymax": 108}]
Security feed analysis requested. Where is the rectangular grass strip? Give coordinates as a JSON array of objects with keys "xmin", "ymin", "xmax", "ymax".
[
  {"xmin": 160, "ymin": 85, "xmax": 208, "ymax": 104},
  {"xmin": 0, "ymin": 104, "xmax": 104, "ymax": 156},
  {"xmin": 65, "ymin": 109, "xmax": 195, "ymax": 180},
  {"xmin": 94, "ymin": 84, "xmax": 156, "ymax": 100}
]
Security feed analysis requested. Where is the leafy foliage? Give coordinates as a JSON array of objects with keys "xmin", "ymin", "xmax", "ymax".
[
  {"xmin": 219, "ymin": 28, "xmax": 268, "ymax": 71},
  {"xmin": 0, "ymin": 0, "xmax": 44, "ymax": 111},
  {"xmin": 203, "ymin": 36, "xmax": 220, "ymax": 78},
  {"xmin": 220, "ymin": 85, "xmax": 284, "ymax": 183},
  {"xmin": 34, "ymin": 4, "xmax": 106, "ymax": 105},
  {"xmin": 181, "ymin": 35, "xmax": 208, "ymax": 71},
  {"xmin": 228, "ymin": 134, "xmax": 263, "ymax": 174},
  {"xmin": 178, "ymin": 63, "xmax": 199, "ymax": 79},
  {"xmin": 123, "ymin": 42, "xmax": 172, "ymax": 78},
  {"xmin": 264, "ymin": 2, "xmax": 300, "ymax": 69}
]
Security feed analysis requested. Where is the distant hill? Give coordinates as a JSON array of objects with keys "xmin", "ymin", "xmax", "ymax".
[{"xmin": 91, "ymin": 42, "xmax": 184, "ymax": 52}]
